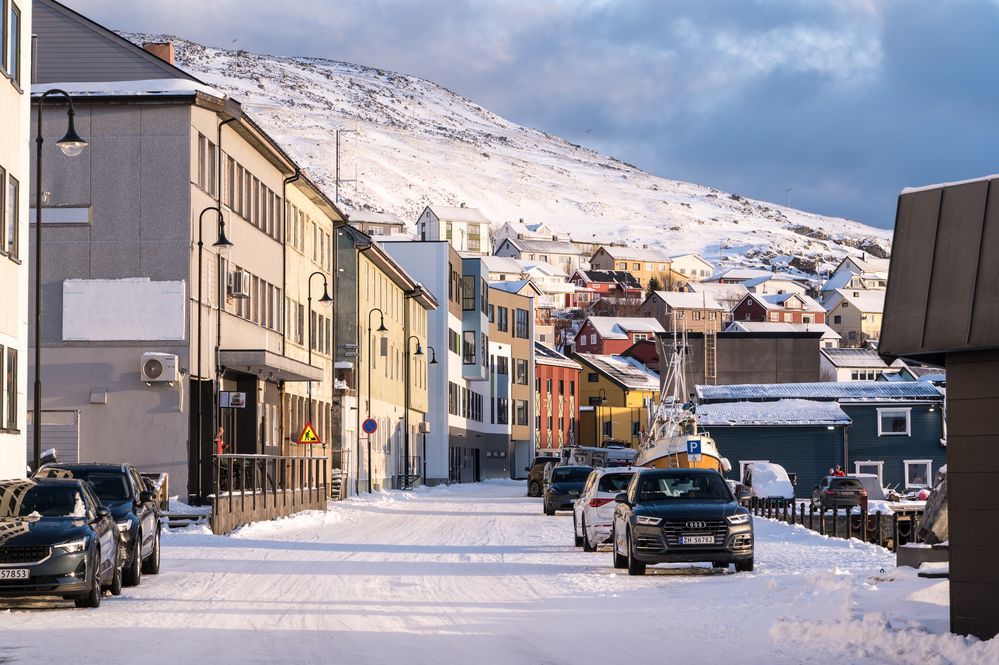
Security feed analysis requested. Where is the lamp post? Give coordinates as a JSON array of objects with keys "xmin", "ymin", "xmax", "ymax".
[
  {"xmin": 423, "ymin": 346, "xmax": 438, "ymax": 483},
  {"xmin": 33, "ymin": 90, "xmax": 88, "ymax": 470},
  {"xmin": 595, "ymin": 388, "xmax": 608, "ymax": 446},
  {"xmin": 365, "ymin": 308, "xmax": 387, "ymax": 492},
  {"xmin": 195, "ymin": 206, "xmax": 233, "ymax": 502},
  {"xmin": 403, "ymin": 334, "xmax": 426, "ymax": 488},
  {"xmin": 306, "ymin": 271, "xmax": 334, "ymax": 456}
]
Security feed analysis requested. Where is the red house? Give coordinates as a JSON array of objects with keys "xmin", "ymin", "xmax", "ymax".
[
  {"xmin": 620, "ymin": 339, "xmax": 660, "ymax": 373},
  {"xmin": 568, "ymin": 269, "xmax": 643, "ymax": 308},
  {"xmin": 732, "ymin": 293, "xmax": 826, "ymax": 325},
  {"xmin": 534, "ymin": 342, "xmax": 581, "ymax": 450},
  {"xmin": 573, "ymin": 316, "xmax": 666, "ymax": 355}
]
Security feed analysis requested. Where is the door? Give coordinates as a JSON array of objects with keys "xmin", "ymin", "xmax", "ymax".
[{"xmin": 474, "ymin": 449, "xmax": 481, "ymax": 483}]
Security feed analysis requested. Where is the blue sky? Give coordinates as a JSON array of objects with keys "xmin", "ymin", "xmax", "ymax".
[{"xmin": 69, "ymin": 0, "xmax": 999, "ymax": 229}]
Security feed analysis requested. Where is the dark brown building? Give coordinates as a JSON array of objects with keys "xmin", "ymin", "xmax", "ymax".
[
  {"xmin": 655, "ymin": 331, "xmax": 822, "ymax": 389},
  {"xmin": 880, "ymin": 175, "xmax": 999, "ymax": 640}
]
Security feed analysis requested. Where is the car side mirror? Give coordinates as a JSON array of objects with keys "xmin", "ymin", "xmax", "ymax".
[
  {"xmin": 614, "ymin": 492, "xmax": 629, "ymax": 504},
  {"xmin": 95, "ymin": 506, "xmax": 111, "ymax": 519},
  {"xmin": 737, "ymin": 488, "xmax": 752, "ymax": 502},
  {"xmin": 140, "ymin": 490, "xmax": 155, "ymax": 504}
]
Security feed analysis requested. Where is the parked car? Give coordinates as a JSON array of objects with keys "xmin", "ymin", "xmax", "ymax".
[
  {"xmin": 35, "ymin": 463, "xmax": 162, "ymax": 586},
  {"xmin": 573, "ymin": 467, "xmax": 637, "ymax": 551},
  {"xmin": 0, "ymin": 478, "xmax": 121, "ymax": 607},
  {"xmin": 543, "ymin": 466, "xmax": 592, "ymax": 516},
  {"xmin": 525, "ymin": 456, "xmax": 560, "ymax": 497},
  {"xmin": 743, "ymin": 462, "xmax": 795, "ymax": 501},
  {"xmin": 853, "ymin": 473, "xmax": 887, "ymax": 501},
  {"xmin": 811, "ymin": 475, "xmax": 869, "ymax": 511},
  {"xmin": 611, "ymin": 468, "xmax": 754, "ymax": 575}
]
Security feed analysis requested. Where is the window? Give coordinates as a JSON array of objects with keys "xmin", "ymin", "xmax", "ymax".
[
  {"xmin": 8, "ymin": 3, "xmax": 20, "ymax": 87},
  {"xmin": 589, "ymin": 333, "xmax": 596, "ymax": 345},
  {"xmin": 570, "ymin": 380, "xmax": 575, "ymax": 396},
  {"xmin": 3, "ymin": 175, "xmax": 15, "ymax": 257},
  {"xmin": 587, "ymin": 372, "xmax": 598, "ymax": 383},
  {"xmin": 769, "ymin": 312, "xmax": 779, "ymax": 322},
  {"xmin": 515, "ymin": 308, "xmax": 529, "ymax": 338},
  {"xmin": 497, "ymin": 306, "xmax": 509, "ymax": 332},
  {"xmin": 462, "ymin": 331, "xmax": 476, "ymax": 365},
  {"xmin": 515, "ymin": 359, "xmax": 528, "ymax": 385},
  {"xmin": 0, "ymin": 2, "xmax": 6, "ymax": 73},
  {"xmin": 708, "ymin": 311, "xmax": 717, "ymax": 321},
  {"xmin": 546, "ymin": 379, "xmax": 552, "ymax": 392},
  {"xmin": 602, "ymin": 421, "xmax": 612, "ymax": 437},
  {"xmin": 496, "ymin": 398, "xmax": 509, "ymax": 424},
  {"xmin": 833, "ymin": 315, "xmax": 842, "ymax": 324},
  {"xmin": 632, "ymin": 263, "xmax": 640, "ymax": 271},
  {"xmin": 496, "ymin": 356, "xmax": 509, "ymax": 375},
  {"xmin": 783, "ymin": 312, "xmax": 793, "ymax": 322},
  {"xmin": 516, "ymin": 400, "xmax": 528, "ymax": 426},
  {"xmin": 448, "ymin": 328, "xmax": 460, "ymax": 355},
  {"xmin": 904, "ymin": 460, "xmax": 932, "ymax": 489},
  {"xmin": 854, "ymin": 460, "xmax": 884, "ymax": 485},
  {"xmin": 877, "ymin": 408, "xmax": 911, "ymax": 436},
  {"xmin": 488, "ymin": 304, "xmax": 494, "ymax": 322},
  {"xmin": 632, "ymin": 421, "xmax": 640, "ymax": 436},
  {"xmin": 558, "ymin": 380, "xmax": 564, "ymax": 395},
  {"xmin": 588, "ymin": 396, "xmax": 603, "ymax": 406},
  {"xmin": 5, "ymin": 347, "xmax": 15, "ymax": 431},
  {"xmin": 462, "ymin": 275, "xmax": 476, "ymax": 310},
  {"xmin": 481, "ymin": 332, "xmax": 488, "ymax": 368}
]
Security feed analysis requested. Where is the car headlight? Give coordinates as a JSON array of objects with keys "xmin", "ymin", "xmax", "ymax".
[
  {"xmin": 117, "ymin": 520, "xmax": 133, "ymax": 533},
  {"xmin": 636, "ymin": 515, "xmax": 662, "ymax": 526},
  {"xmin": 54, "ymin": 537, "xmax": 89, "ymax": 554},
  {"xmin": 727, "ymin": 513, "xmax": 752, "ymax": 525}
]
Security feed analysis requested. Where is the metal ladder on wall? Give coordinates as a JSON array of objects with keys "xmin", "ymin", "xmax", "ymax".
[{"xmin": 704, "ymin": 329, "xmax": 718, "ymax": 385}]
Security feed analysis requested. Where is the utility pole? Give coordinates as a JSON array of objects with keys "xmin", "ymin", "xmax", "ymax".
[
  {"xmin": 335, "ymin": 128, "xmax": 357, "ymax": 204},
  {"xmin": 786, "ymin": 188, "xmax": 792, "ymax": 208},
  {"xmin": 585, "ymin": 128, "xmax": 592, "ymax": 151}
]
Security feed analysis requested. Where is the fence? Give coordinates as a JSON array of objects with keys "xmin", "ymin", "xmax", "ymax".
[
  {"xmin": 748, "ymin": 498, "xmax": 924, "ymax": 552},
  {"xmin": 211, "ymin": 454, "xmax": 328, "ymax": 535}
]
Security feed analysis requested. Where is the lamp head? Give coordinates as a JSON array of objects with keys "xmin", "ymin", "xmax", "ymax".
[
  {"xmin": 319, "ymin": 284, "xmax": 334, "ymax": 304},
  {"xmin": 415, "ymin": 342, "xmax": 424, "ymax": 356},
  {"xmin": 56, "ymin": 109, "xmax": 88, "ymax": 157},
  {"xmin": 213, "ymin": 224, "xmax": 234, "ymax": 259},
  {"xmin": 376, "ymin": 313, "xmax": 388, "ymax": 334},
  {"xmin": 429, "ymin": 348, "xmax": 438, "ymax": 365}
]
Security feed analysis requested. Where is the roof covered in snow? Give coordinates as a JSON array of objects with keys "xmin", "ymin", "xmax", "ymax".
[
  {"xmin": 598, "ymin": 246, "xmax": 672, "ymax": 262},
  {"xmin": 696, "ymin": 381, "xmax": 943, "ymax": 402},
  {"xmin": 820, "ymin": 347, "xmax": 900, "ymax": 369},
  {"xmin": 574, "ymin": 270, "xmax": 642, "ymax": 289},
  {"xmin": 826, "ymin": 288, "xmax": 886, "ymax": 313},
  {"xmin": 426, "ymin": 205, "xmax": 490, "ymax": 224},
  {"xmin": 704, "ymin": 268, "xmax": 776, "ymax": 283},
  {"xmin": 478, "ymin": 255, "xmax": 528, "ymax": 275},
  {"xmin": 574, "ymin": 353, "xmax": 660, "ymax": 391},
  {"xmin": 33, "ymin": 78, "xmax": 224, "ymax": 99},
  {"xmin": 651, "ymin": 291, "xmax": 725, "ymax": 310},
  {"xmin": 724, "ymin": 321, "xmax": 841, "ymax": 340},
  {"xmin": 741, "ymin": 274, "xmax": 808, "ymax": 289},
  {"xmin": 501, "ymin": 238, "xmax": 585, "ymax": 255},
  {"xmin": 696, "ymin": 399, "xmax": 852, "ymax": 426},
  {"xmin": 686, "ymin": 281, "xmax": 749, "ymax": 302},
  {"xmin": 534, "ymin": 342, "xmax": 582, "ymax": 370},
  {"xmin": 585, "ymin": 316, "xmax": 666, "ymax": 339},
  {"xmin": 751, "ymin": 292, "xmax": 824, "ymax": 311}
]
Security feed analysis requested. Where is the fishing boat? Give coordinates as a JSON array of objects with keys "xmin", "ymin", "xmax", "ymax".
[{"xmin": 635, "ymin": 328, "xmax": 731, "ymax": 473}]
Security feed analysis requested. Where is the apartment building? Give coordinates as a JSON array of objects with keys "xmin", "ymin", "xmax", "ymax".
[
  {"xmin": 638, "ymin": 291, "xmax": 726, "ymax": 334},
  {"xmin": 588, "ymin": 245, "xmax": 682, "ymax": 289},
  {"xmin": 534, "ymin": 342, "xmax": 580, "ymax": 450},
  {"xmin": 0, "ymin": 0, "xmax": 29, "ymax": 478},
  {"xmin": 416, "ymin": 204, "xmax": 491, "ymax": 255},
  {"xmin": 575, "ymin": 353, "xmax": 660, "ymax": 448}
]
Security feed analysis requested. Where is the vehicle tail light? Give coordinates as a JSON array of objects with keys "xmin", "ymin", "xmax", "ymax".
[
  {"xmin": 859, "ymin": 490, "xmax": 868, "ymax": 497},
  {"xmin": 589, "ymin": 498, "xmax": 613, "ymax": 507}
]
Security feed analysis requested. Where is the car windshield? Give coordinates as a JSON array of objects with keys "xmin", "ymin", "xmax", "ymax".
[
  {"xmin": 638, "ymin": 473, "xmax": 732, "ymax": 502},
  {"xmin": 598, "ymin": 473, "xmax": 634, "ymax": 493},
  {"xmin": 0, "ymin": 483, "xmax": 90, "ymax": 518},
  {"xmin": 552, "ymin": 467, "xmax": 591, "ymax": 482},
  {"xmin": 38, "ymin": 468, "xmax": 131, "ymax": 501}
]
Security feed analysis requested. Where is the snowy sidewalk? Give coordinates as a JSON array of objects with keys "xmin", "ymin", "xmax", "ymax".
[{"xmin": 1, "ymin": 480, "xmax": 995, "ymax": 664}]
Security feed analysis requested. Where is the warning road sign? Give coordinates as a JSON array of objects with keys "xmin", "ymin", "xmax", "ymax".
[{"xmin": 298, "ymin": 421, "xmax": 321, "ymax": 445}]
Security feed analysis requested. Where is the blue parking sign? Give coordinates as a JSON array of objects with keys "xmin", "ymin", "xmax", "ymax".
[{"xmin": 687, "ymin": 438, "xmax": 702, "ymax": 462}]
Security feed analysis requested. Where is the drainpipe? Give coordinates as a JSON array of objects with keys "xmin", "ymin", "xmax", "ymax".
[
  {"xmin": 843, "ymin": 423, "xmax": 850, "ymax": 471},
  {"xmin": 281, "ymin": 168, "xmax": 301, "ymax": 357}
]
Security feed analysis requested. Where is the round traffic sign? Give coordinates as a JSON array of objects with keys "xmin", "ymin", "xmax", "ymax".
[{"xmin": 362, "ymin": 418, "xmax": 378, "ymax": 434}]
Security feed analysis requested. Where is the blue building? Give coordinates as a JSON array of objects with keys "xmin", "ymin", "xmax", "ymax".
[{"xmin": 695, "ymin": 382, "xmax": 945, "ymax": 497}]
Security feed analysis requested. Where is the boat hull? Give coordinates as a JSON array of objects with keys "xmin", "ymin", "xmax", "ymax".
[{"xmin": 636, "ymin": 435, "xmax": 726, "ymax": 472}]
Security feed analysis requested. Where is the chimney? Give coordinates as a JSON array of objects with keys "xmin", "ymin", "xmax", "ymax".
[{"xmin": 143, "ymin": 42, "xmax": 175, "ymax": 65}]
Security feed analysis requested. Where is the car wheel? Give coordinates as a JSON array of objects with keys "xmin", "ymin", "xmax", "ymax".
[
  {"xmin": 105, "ymin": 558, "xmax": 123, "ymax": 596},
  {"xmin": 612, "ymin": 527, "xmax": 628, "ymax": 569},
  {"xmin": 626, "ymin": 531, "xmax": 646, "ymax": 576},
  {"xmin": 142, "ymin": 528, "xmax": 161, "ymax": 575},
  {"xmin": 544, "ymin": 500, "xmax": 555, "ymax": 516},
  {"xmin": 582, "ymin": 516, "xmax": 596, "ymax": 552},
  {"xmin": 123, "ymin": 534, "xmax": 142, "ymax": 587},
  {"xmin": 528, "ymin": 480, "xmax": 542, "ymax": 497},
  {"xmin": 75, "ymin": 548, "xmax": 102, "ymax": 609},
  {"xmin": 735, "ymin": 558, "xmax": 755, "ymax": 573}
]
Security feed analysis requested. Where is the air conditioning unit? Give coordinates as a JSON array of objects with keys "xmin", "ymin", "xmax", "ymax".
[
  {"xmin": 141, "ymin": 352, "xmax": 179, "ymax": 383},
  {"xmin": 418, "ymin": 422, "xmax": 431, "ymax": 434},
  {"xmin": 227, "ymin": 269, "xmax": 251, "ymax": 299}
]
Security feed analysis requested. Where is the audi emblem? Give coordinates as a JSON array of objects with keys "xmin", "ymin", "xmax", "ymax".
[{"xmin": 686, "ymin": 521, "xmax": 707, "ymax": 529}]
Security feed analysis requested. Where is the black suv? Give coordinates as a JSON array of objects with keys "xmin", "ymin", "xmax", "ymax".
[
  {"xmin": 812, "ymin": 475, "xmax": 868, "ymax": 511},
  {"xmin": 525, "ymin": 456, "xmax": 559, "ymax": 497},
  {"xmin": 36, "ymin": 463, "xmax": 161, "ymax": 587},
  {"xmin": 543, "ymin": 465, "xmax": 592, "ymax": 515},
  {"xmin": 612, "ymin": 468, "xmax": 754, "ymax": 575}
]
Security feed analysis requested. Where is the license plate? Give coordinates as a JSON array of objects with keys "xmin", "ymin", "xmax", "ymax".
[
  {"xmin": 679, "ymin": 535, "xmax": 714, "ymax": 545},
  {"xmin": 569, "ymin": 491, "xmax": 579, "ymax": 497},
  {"xmin": 0, "ymin": 568, "xmax": 29, "ymax": 580}
]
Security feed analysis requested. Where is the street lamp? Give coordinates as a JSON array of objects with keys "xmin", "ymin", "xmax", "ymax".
[
  {"xmin": 364, "ymin": 308, "xmax": 387, "ymax": 493},
  {"xmin": 195, "ymin": 206, "xmax": 233, "ymax": 502},
  {"xmin": 595, "ymin": 388, "xmax": 608, "ymax": 446},
  {"xmin": 306, "ymin": 271, "xmax": 333, "ymax": 456},
  {"xmin": 403, "ymin": 334, "xmax": 424, "ymax": 488},
  {"xmin": 33, "ymin": 90, "xmax": 88, "ymax": 470},
  {"xmin": 423, "ymin": 346, "xmax": 438, "ymax": 482}
]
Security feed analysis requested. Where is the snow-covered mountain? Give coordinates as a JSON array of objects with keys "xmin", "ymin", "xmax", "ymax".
[{"xmin": 128, "ymin": 34, "xmax": 891, "ymax": 275}]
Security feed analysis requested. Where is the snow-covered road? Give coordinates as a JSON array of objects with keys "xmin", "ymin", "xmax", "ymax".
[{"xmin": 1, "ymin": 480, "xmax": 995, "ymax": 664}]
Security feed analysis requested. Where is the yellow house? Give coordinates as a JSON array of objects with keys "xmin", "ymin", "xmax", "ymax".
[
  {"xmin": 589, "ymin": 245, "xmax": 687, "ymax": 289},
  {"xmin": 574, "ymin": 353, "xmax": 660, "ymax": 448},
  {"xmin": 823, "ymin": 288, "xmax": 885, "ymax": 347}
]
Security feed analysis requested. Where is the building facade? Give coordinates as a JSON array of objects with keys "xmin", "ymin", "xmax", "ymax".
[
  {"xmin": 638, "ymin": 291, "xmax": 726, "ymax": 334},
  {"xmin": 0, "ymin": 0, "xmax": 29, "ymax": 478},
  {"xmin": 588, "ymin": 246, "xmax": 679, "ymax": 289},
  {"xmin": 824, "ymin": 288, "xmax": 885, "ymax": 346},
  {"xmin": 534, "ymin": 342, "xmax": 580, "ymax": 450},
  {"xmin": 668, "ymin": 253, "xmax": 714, "ymax": 281},
  {"xmin": 416, "ymin": 204, "xmax": 491, "ymax": 255},
  {"xmin": 573, "ymin": 316, "xmax": 665, "ymax": 355},
  {"xmin": 732, "ymin": 293, "xmax": 825, "ymax": 325},
  {"xmin": 494, "ymin": 237, "xmax": 587, "ymax": 275},
  {"xmin": 575, "ymin": 353, "xmax": 659, "ymax": 448}
]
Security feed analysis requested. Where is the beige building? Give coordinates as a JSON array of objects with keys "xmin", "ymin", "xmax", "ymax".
[
  {"xmin": 589, "ymin": 245, "xmax": 684, "ymax": 289},
  {"xmin": 668, "ymin": 253, "xmax": 714, "ymax": 281},
  {"xmin": 416, "ymin": 204, "xmax": 492, "ymax": 255},
  {"xmin": 0, "ymin": 0, "xmax": 29, "ymax": 478},
  {"xmin": 824, "ymin": 288, "xmax": 886, "ymax": 347},
  {"xmin": 638, "ymin": 291, "xmax": 725, "ymax": 334}
]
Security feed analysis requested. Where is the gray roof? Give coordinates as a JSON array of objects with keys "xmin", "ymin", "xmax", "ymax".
[
  {"xmin": 599, "ymin": 246, "xmax": 672, "ymax": 262},
  {"xmin": 585, "ymin": 316, "xmax": 666, "ymax": 339},
  {"xmin": 534, "ymin": 342, "xmax": 582, "ymax": 370},
  {"xmin": 696, "ymin": 381, "xmax": 943, "ymax": 402},
  {"xmin": 724, "ymin": 321, "xmax": 841, "ymax": 340},
  {"xmin": 575, "ymin": 354, "xmax": 660, "ymax": 391},
  {"xmin": 426, "ymin": 205, "xmax": 490, "ymax": 224},
  {"xmin": 696, "ymin": 399, "xmax": 852, "ymax": 426},
  {"xmin": 651, "ymin": 291, "xmax": 725, "ymax": 311},
  {"xmin": 820, "ymin": 347, "xmax": 896, "ymax": 369},
  {"xmin": 503, "ymin": 238, "xmax": 585, "ymax": 255}
]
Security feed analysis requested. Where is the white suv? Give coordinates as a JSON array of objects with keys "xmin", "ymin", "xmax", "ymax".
[{"xmin": 572, "ymin": 467, "xmax": 638, "ymax": 551}]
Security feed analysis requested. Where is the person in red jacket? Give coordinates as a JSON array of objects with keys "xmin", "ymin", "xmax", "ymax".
[
  {"xmin": 833, "ymin": 465, "xmax": 847, "ymax": 477},
  {"xmin": 215, "ymin": 426, "xmax": 226, "ymax": 456}
]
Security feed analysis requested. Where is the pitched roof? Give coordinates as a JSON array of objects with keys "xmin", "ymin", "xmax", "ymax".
[
  {"xmin": 650, "ymin": 291, "xmax": 725, "ymax": 311},
  {"xmin": 534, "ymin": 342, "xmax": 582, "ymax": 370},
  {"xmin": 827, "ymin": 288, "xmax": 886, "ymax": 314},
  {"xmin": 575, "ymin": 270, "xmax": 642, "ymax": 289},
  {"xmin": 754, "ymin": 292, "xmax": 824, "ymax": 311},
  {"xmin": 598, "ymin": 246, "xmax": 672, "ymax": 262},
  {"xmin": 489, "ymin": 279, "xmax": 542, "ymax": 297},
  {"xmin": 669, "ymin": 253, "xmax": 714, "ymax": 267},
  {"xmin": 846, "ymin": 255, "xmax": 891, "ymax": 274},
  {"xmin": 704, "ymin": 268, "xmax": 774, "ymax": 283},
  {"xmin": 741, "ymin": 274, "xmax": 807, "ymax": 289},
  {"xmin": 426, "ymin": 205, "xmax": 489, "ymax": 224},
  {"xmin": 696, "ymin": 381, "xmax": 942, "ymax": 402},
  {"xmin": 574, "ymin": 353, "xmax": 660, "ymax": 391},
  {"xmin": 724, "ymin": 321, "xmax": 841, "ymax": 340},
  {"xmin": 344, "ymin": 208, "xmax": 407, "ymax": 226},
  {"xmin": 478, "ymin": 255, "xmax": 527, "ymax": 275},
  {"xmin": 820, "ymin": 347, "xmax": 898, "ymax": 369},
  {"xmin": 696, "ymin": 399, "xmax": 852, "ymax": 426},
  {"xmin": 686, "ymin": 281, "xmax": 749, "ymax": 302},
  {"xmin": 584, "ymin": 317, "xmax": 666, "ymax": 339},
  {"xmin": 502, "ymin": 238, "xmax": 585, "ymax": 255}
]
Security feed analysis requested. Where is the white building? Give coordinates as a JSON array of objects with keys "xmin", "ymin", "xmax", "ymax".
[
  {"xmin": 416, "ymin": 204, "xmax": 492, "ymax": 256},
  {"xmin": 493, "ymin": 219, "xmax": 560, "ymax": 246},
  {"xmin": 0, "ymin": 0, "xmax": 29, "ymax": 478},
  {"xmin": 820, "ymin": 347, "xmax": 903, "ymax": 382},
  {"xmin": 669, "ymin": 253, "xmax": 714, "ymax": 281},
  {"xmin": 494, "ymin": 237, "xmax": 588, "ymax": 275}
]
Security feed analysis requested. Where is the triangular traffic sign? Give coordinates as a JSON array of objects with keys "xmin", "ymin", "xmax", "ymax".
[{"xmin": 298, "ymin": 420, "xmax": 321, "ymax": 445}]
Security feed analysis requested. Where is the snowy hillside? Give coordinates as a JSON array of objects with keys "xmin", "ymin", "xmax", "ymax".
[{"xmin": 128, "ymin": 34, "xmax": 891, "ymax": 275}]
